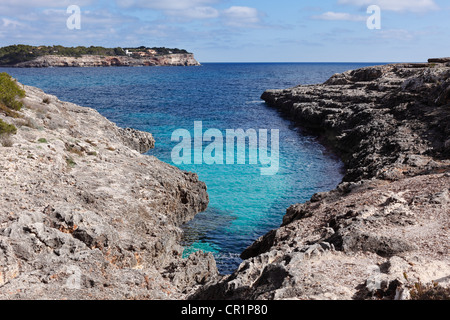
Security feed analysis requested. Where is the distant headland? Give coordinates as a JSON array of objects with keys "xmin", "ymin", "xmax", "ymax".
[{"xmin": 0, "ymin": 45, "xmax": 200, "ymax": 67}]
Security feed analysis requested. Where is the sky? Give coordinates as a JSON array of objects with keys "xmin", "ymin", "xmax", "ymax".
[{"xmin": 0, "ymin": 0, "xmax": 449, "ymax": 62}]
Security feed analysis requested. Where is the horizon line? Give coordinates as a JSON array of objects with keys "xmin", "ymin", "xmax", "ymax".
[{"xmin": 197, "ymin": 61, "xmax": 418, "ymax": 64}]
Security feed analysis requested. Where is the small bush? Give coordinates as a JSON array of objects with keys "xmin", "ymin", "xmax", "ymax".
[
  {"xmin": 0, "ymin": 72, "xmax": 25, "ymax": 112},
  {"xmin": 37, "ymin": 138, "xmax": 48, "ymax": 143},
  {"xmin": 0, "ymin": 119, "xmax": 17, "ymax": 135},
  {"xmin": 42, "ymin": 97, "xmax": 50, "ymax": 104},
  {"xmin": 0, "ymin": 134, "xmax": 13, "ymax": 147},
  {"xmin": 66, "ymin": 156, "xmax": 76, "ymax": 168}
]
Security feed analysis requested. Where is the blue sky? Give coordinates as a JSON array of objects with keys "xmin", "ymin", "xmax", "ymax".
[{"xmin": 0, "ymin": 0, "xmax": 449, "ymax": 62}]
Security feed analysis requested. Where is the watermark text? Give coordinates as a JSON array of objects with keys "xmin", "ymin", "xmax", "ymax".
[{"xmin": 171, "ymin": 121, "xmax": 279, "ymax": 176}]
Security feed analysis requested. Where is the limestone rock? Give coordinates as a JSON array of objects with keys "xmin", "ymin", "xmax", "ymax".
[
  {"xmin": 0, "ymin": 81, "xmax": 216, "ymax": 299},
  {"xmin": 5, "ymin": 54, "xmax": 201, "ymax": 68}
]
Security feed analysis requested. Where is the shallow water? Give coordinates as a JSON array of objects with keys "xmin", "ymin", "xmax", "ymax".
[{"xmin": 1, "ymin": 62, "xmax": 379, "ymax": 274}]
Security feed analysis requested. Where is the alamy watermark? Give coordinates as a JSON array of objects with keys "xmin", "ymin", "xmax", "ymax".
[
  {"xmin": 65, "ymin": 265, "xmax": 82, "ymax": 289},
  {"xmin": 367, "ymin": 5, "xmax": 381, "ymax": 30},
  {"xmin": 67, "ymin": 5, "xmax": 81, "ymax": 30},
  {"xmin": 171, "ymin": 121, "xmax": 280, "ymax": 176},
  {"xmin": 65, "ymin": 4, "xmax": 379, "ymax": 31},
  {"xmin": 366, "ymin": 265, "xmax": 382, "ymax": 292}
]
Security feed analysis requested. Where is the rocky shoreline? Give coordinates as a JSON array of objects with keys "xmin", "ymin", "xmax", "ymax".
[
  {"xmin": 191, "ymin": 60, "xmax": 450, "ymax": 300},
  {"xmin": 0, "ymin": 82, "xmax": 217, "ymax": 299},
  {"xmin": 2, "ymin": 53, "xmax": 200, "ymax": 68},
  {"xmin": 1, "ymin": 60, "xmax": 449, "ymax": 300}
]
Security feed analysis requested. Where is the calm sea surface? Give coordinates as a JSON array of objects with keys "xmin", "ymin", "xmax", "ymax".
[{"xmin": 1, "ymin": 62, "xmax": 380, "ymax": 274}]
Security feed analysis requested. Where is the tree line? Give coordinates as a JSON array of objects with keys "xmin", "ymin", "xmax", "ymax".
[{"xmin": 0, "ymin": 45, "xmax": 190, "ymax": 65}]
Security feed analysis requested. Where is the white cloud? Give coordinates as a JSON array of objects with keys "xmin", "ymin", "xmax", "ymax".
[
  {"xmin": 117, "ymin": 2, "xmax": 262, "ymax": 24},
  {"xmin": 116, "ymin": 0, "xmax": 217, "ymax": 11},
  {"xmin": 2, "ymin": 18, "xmax": 25, "ymax": 28},
  {"xmin": 312, "ymin": 11, "xmax": 366, "ymax": 21},
  {"xmin": 222, "ymin": 6, "xmax": 261, "ymax": 27},
  {"xmin": 166, "ymin": 6, "xmax": 219, "ymax": 19},
  {"xmin": 0, "ymin": 0, "xmax": 94, "ymax": 7},
  {"xmin": 116, "ymin": 0, "xmax": 220, "ymax": 20},
  {"xmin": 0, "ymin": 0, "xmax": 94, "ymax": 16},
  {"xmin": 338, "ymin": 0, "xmax": 439, "ymax": 12},
  {"xmin": 377, "ymin": 28, "xmax": 415, "ymax": 40},
  {"xmin": 116, "ymin": 1, "xmax": 264, "ymax": 26},
  {"xmin": 0, "ymin": 8, "xmax": 140, "ymax": 46}
]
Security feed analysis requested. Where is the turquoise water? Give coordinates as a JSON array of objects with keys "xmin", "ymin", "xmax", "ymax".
[{"xmin": 1, "ymin": 63, "xmax": 378, "ymax": 274}]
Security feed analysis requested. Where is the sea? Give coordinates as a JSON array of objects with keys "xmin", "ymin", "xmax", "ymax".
[{"xmin": 1, "ymin": 62, "xmax": 381, "ymax": 274}]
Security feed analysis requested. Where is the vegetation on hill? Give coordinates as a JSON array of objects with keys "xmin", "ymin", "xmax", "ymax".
[
  {"xmin": 123, "ymin": 46, "xmax": 189, "ymax": 55},
  {"xmin": 0, "ymin": 118, "xmax": 17, "ymax": 135},
  {"xmin": 0, "ymin": 45, "xmax": 190, "ymax": 65}
]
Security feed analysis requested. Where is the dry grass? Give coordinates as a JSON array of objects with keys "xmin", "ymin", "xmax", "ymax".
[
  {"xmin": 0, "ymin": 134, "xmax": 13, "ymax": 147},
  {"xmin": 0, "ymin": 103, "xmax": 22, "ymax": 118},
  {"xmin": 65, "ymin": 142, "xmax": 85, "ymax": 156},
  {"xmin": 410, "ymin": 281, "xmax": 450, "ymax": 300}
]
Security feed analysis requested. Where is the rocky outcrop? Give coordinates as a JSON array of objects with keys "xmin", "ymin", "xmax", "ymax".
[
  {"xmin": 261, "ymin": 63, "xmax": 450, "ymax": 182},
  {"xmin": 428, "ymin": 58, "xmax": 450, "ymax": 64},
  {"xmin": 5, "ymin": 54, "xmax": 200, "ymax": 68},
  {"xmin": 0, "ymin": 82, "xmax": 217, "ymax": 299},
  {"xmin": 191, "ymin": 61, "xmax": 450, "ymax": 300}
]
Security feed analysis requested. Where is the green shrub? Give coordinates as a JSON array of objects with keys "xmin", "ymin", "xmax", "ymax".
[
  {"xmin": 0, "ymin": 72, "xmax": 25, "ymax": 112},
  {"xmin": 37, "ymin": 138, "xmax": 48, "ymax": 143},
  {"xmin": 66, "ymin": 156, "xmax": 76, "ymax": 168},
  {"xmin": 0, "ymin": 119, "xmax": 17, "ymax": 135}
]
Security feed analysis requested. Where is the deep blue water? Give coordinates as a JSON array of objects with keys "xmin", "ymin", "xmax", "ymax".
[{"xmin": 1, "ymin": 63, "xmax": 379, "ymax": 274}]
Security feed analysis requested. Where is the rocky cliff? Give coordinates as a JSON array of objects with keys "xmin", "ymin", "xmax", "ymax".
[
  {"xmin": 0, "ymin": 81, "xmax": 217, "ymax": 299},
  {"xmin": 191, "ymin": 60, "xmax": 450, "ymax": 300},
  {"xmin": 5, "ymin": 53, "xmax": 200, "ymax": 68}
]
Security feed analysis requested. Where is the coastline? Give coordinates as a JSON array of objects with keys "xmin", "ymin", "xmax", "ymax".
[
  {"xmin": 0, "ymin": 53, "xmax": 201, "ymax": 68},
  {"xmin": 0, "ymin": 80, "xmax": 217, "ymax": 299},
  {"xmin": 191, "ymin": 60, "xmax": 450, "ymax": 300},
  {"xmin": 1, "ymin": 59, "xmax": 449, "ymax": 300}
]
